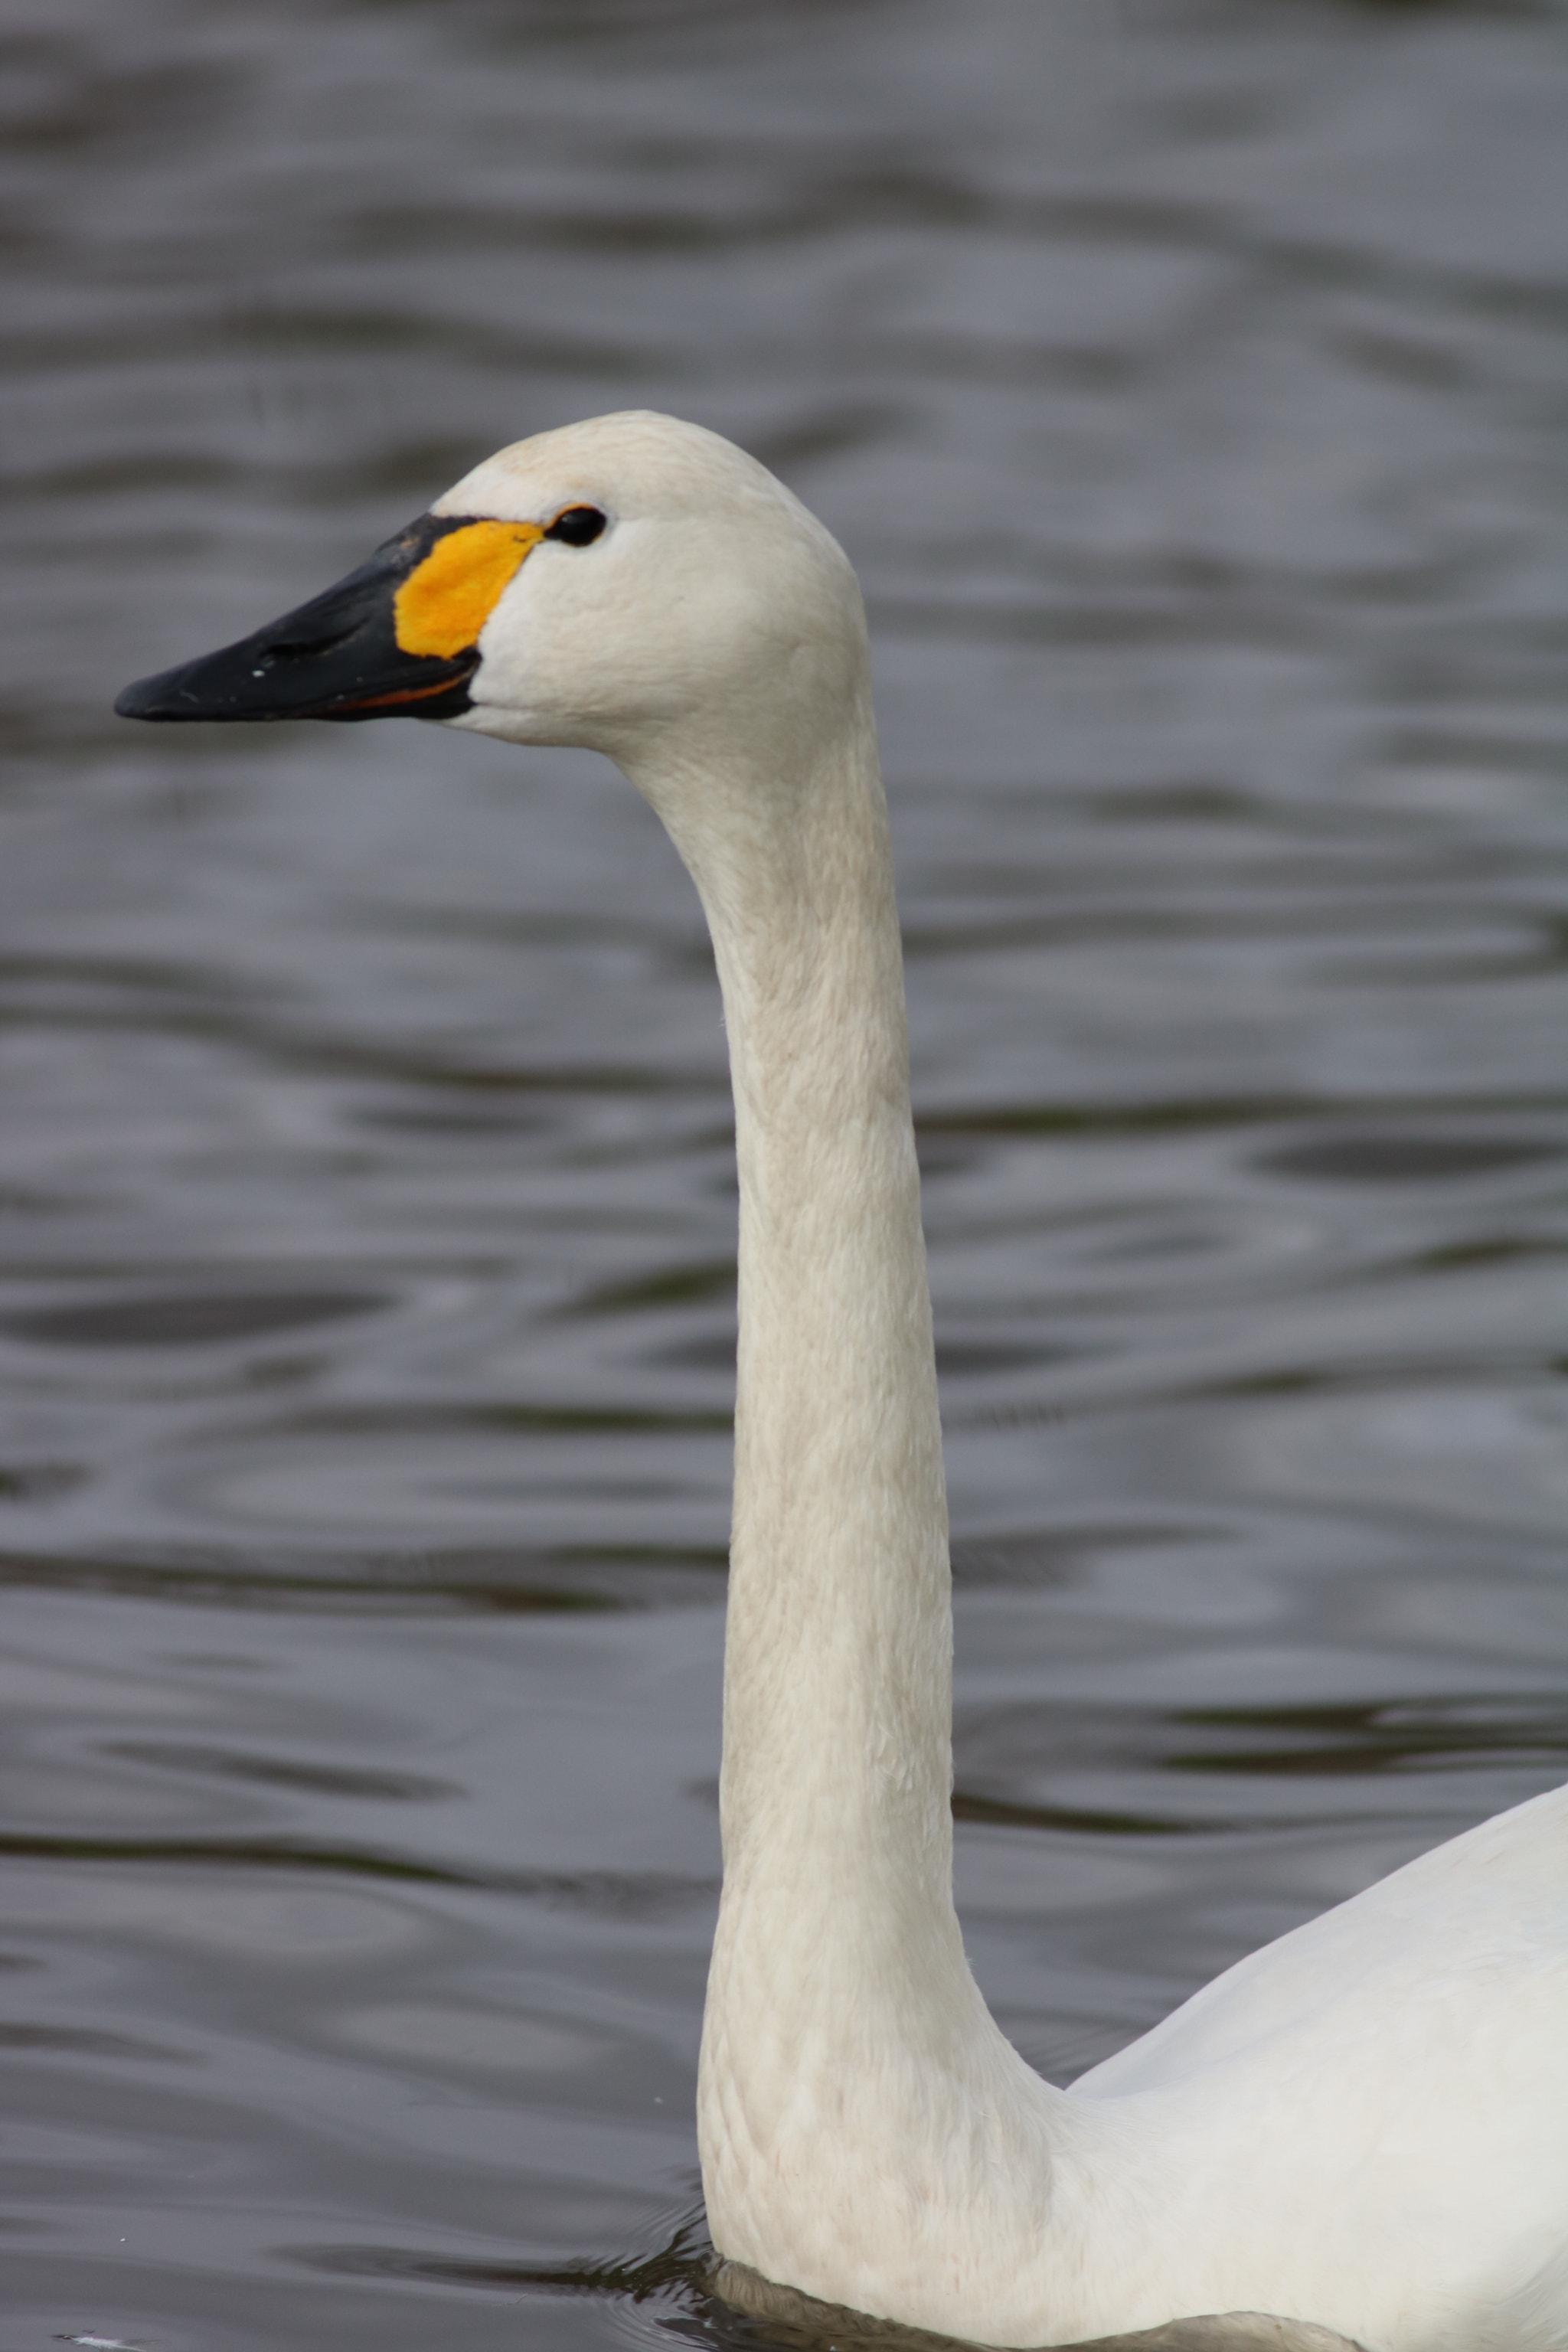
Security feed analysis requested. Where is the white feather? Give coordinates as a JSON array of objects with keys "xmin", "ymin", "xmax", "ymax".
[{"xmin": 440, "ymin": 410, "xmax": 1568, "ymax": 2352}]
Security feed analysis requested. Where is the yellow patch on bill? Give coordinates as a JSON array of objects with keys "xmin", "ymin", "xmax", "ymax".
[{"xmin": 394, "ymin": 520, "xmax": 544, "ymax": 659}]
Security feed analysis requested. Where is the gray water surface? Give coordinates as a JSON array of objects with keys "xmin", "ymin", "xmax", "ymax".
[{"xmin": 2, "ymin": 2, "xmax": 1566, "ymax": 2347}]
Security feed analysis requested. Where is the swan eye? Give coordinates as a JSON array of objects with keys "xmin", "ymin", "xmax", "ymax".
[{"xmin": 544, "ymin": 506, "xmax": 607, "ymax": 547}]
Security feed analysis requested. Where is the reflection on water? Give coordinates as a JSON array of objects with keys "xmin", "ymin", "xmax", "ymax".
[{"xmin": 1, "ymin": 0, "xmax": 1565, "ymax": 2345}]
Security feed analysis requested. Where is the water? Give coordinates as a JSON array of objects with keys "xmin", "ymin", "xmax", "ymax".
[{"xmin": 2, "ymin": 1, "xmax": 1565, "ymax": 2345}]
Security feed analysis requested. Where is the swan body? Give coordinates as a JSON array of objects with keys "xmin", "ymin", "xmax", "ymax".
[{"xmin": 116, "ymin": 411, "xmax": 1568, "ymax": 2351}]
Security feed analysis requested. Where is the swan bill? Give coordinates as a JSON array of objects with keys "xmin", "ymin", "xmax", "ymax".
[{"xmin": 113, "ymin": 511, "xmax": 542, "ymax": 725}]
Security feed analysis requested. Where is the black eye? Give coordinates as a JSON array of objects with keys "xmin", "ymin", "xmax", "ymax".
[{"xmin": 544, "ymin": 506, "xmax": 606, "ymax": 548}]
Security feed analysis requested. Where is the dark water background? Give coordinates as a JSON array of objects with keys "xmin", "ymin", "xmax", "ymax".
[{"xmin": 2, "ymin": 2, "xmax": 1566, "ymax": 2347}]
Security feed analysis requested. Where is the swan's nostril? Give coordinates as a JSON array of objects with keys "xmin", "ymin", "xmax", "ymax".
[{"xmin": 262, "ymin": 622, "xmax": 359, "ymax": 663}]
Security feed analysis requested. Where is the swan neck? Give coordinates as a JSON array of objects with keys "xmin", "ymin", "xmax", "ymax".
[
  {"xmin": 645, "ymin": 669, "xmax": 1070, "ymax": 2321},
  {"xmin": 684, "ymin": 705, "xmax": 955, "ymax": 1896}
]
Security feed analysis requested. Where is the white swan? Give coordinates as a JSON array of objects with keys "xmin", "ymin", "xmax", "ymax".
[{"xmin": 117, "ymin": 411, "xmax": 1568, "ymax": 2352}]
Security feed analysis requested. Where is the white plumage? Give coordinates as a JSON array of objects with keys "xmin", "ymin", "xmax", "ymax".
[{"xmin": 125, "ymin": 410, "xmax": 1568, "ymax": 2351}]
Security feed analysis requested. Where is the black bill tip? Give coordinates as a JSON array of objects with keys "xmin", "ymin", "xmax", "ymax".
[
  {"xmin": 113, "ymin": 514, "xmax": 495, "ymax": 727},
  {"xmin": 115, "ymin": 660, "xmax": 253, "ymax": 723}
]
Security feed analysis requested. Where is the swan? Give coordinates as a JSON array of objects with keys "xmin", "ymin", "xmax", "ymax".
[{"xmin": 116, "ymin": 411, "xmax": 1568, "ymax": 2352}]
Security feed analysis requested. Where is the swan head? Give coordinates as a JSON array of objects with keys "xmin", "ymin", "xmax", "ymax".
[{"xmin": 115, "ymin": 412, "xmax": 868, "ymax": 795}]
